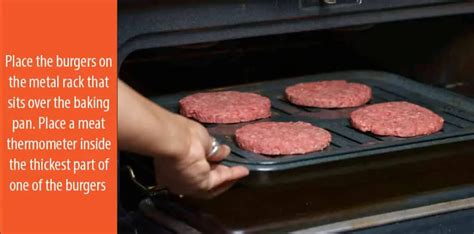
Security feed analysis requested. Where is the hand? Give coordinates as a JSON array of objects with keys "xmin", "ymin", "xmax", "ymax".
[
  {"xmin": 153, "ymin": 117, "xmax": 249, "ymax": 199},
  {"xmin": 118, "ymin": 80, "xmax": 249, "ymax": 199}
]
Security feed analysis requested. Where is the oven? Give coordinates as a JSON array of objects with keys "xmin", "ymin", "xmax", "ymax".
[{"xmin": 118, "ymin": 1, "xmax": 474, "ymax": 233}]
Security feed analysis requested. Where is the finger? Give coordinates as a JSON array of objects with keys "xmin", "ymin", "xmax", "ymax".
[
  {"xmin": 207, "ymin": 165, "xmax": 249, "ymax": 190},
  {"xmin": 207, "ymin": 144, "xmax": 230, "ymax": 162},
  {"xmin": 197, "ymin": 125, "xmax": 213, "ymax": 153},
  {"xmin": 195, "ymin": 179, "xmax": 238, "ymax": 200},
  {"xmin": 208, "ymin": 180, "xmax": 238, "ymax": 198},
  {"xmin": 189, "ymin": 120, "xmax": 214, "ymax": 155},
  {"xmin": 204, "ymin": 135, "xmax": 218, "ymax": 156}
]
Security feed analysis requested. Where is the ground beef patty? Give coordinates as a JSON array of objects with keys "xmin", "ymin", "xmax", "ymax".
[
  {"xmin": 350, "ymin": 101, "xmax": 444, "ymax": 137},
  {"xmin": 235, "ymin": 121, "xmax": 332, "ymax": 155},
  {"xmin": 179, "ymin": 91, "xmax": 271, "ymax": 123},
  {"xmin": 285, "ymin": 80, "xmax": 372, "ymax": 108}
]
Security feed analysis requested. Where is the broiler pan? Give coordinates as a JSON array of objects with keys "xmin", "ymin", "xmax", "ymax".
[{"xmin": 152, "ymin": 71, "xmax": 474, "ymax": 174}]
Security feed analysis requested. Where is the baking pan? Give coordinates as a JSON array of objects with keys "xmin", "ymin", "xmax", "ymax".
[{"xmin": 152, "ymin": 71, "xmax": 474, "ymax": 172}]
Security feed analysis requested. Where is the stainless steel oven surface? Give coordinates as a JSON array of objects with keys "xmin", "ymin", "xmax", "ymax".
[{"xmin": 118, "ymin": 1, "xmax": 474, "ymax": 233}]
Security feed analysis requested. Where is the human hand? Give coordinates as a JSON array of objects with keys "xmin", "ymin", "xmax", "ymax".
[{"xmin": 153, "ymin": 117, "xmax": 249, "ymax": 199}]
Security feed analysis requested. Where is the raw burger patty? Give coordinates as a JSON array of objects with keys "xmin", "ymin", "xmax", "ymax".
[
  {"xmin": 350, "ymin": 101, "xmax": 444, "ymax": 137},
  {"xmin": 235, "ymin": 121, "xmax": 332, "ymax": 155},
  {"xmin": 179, "ymin": 91, "xmax": 271, "ymax": 123},
  {"xmin": 285, "ymin": 80, "xmax": 372, "ymax": 108}
]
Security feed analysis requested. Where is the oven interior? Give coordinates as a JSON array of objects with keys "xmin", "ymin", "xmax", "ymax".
[
  {"xmin": 120, "ymin": 15, "xmax": 474, "ymax": 97},
  {"xmin": 118, "ymin": 14, "xmax": 474, "ymax": 233}
]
